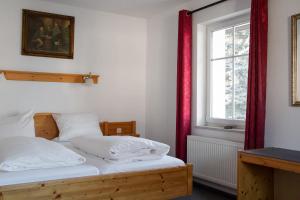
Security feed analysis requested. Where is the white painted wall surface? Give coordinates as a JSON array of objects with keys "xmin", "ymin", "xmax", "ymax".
[
  {"xmin": 146, "ymin": 11, "xmax": 179, "ymax": 156},
  {"xmin": 265, "ymin": 0, "xmax": 300, "ymax": 150},
  {"xmin": 0, "ymin": 0, "xmax": 147, "ymax": 136}
]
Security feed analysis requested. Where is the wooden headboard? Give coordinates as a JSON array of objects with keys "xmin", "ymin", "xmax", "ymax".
[
  {"xmin": 100, "ymin": 121, "xmax": 139, "ymax": 137},
  {"xmin": 34, "ymin": 113, "xmax": 139, "ymax": 139},
  {"xmin": 34, "ymin": 113, "xmax": 59, "ymax": 140}
]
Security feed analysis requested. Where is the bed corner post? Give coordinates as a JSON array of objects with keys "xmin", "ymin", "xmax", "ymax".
[{"xmin": 187, "ymin": 163, "xmax": 193, "ymax": 195}]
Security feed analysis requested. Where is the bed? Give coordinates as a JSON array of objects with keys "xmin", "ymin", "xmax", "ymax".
[{"xmin": 0, "ymin": 113, "xmax": 192, "ymax": 200}]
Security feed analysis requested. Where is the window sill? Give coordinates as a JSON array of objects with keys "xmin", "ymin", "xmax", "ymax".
[{"xmin": 195, "ymin": 125, "xmax": 245, "ymax": 134}]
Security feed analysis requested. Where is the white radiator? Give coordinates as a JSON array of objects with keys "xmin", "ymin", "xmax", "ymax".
[{"xmin": 187, "ymin": 135, "xmax": 243, "ymax": 189}]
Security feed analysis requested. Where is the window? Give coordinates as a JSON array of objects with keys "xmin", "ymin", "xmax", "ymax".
[{"xmin": 207, "ymin": 17, "xmax": 250, "ymax": 125}]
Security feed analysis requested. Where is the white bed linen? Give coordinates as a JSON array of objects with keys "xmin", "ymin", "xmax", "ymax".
[
  {"xmin": 53, "ymin": 113, "xmax": 103, "ymax": 141},
  {"xmin": 64, "ymin": 142, "xmax": 185, "ymax": 174},
  {"xmin": 0, "ymin": 110, "xmax": 35, "ymax": 139},
  {"xmin": 0, "ymin": 165, "xmax": 99, "ymax": 186},
  {"xmin": 0, "ymin": 137, "xmax": 86, "ymax": 172},
  {"xmin": 0, "ymin": 142, "xmax": 184, "ymax": 186},
  {"xmin": 71, "ymin": 135, "xmax": 170, "ymax": 163}
]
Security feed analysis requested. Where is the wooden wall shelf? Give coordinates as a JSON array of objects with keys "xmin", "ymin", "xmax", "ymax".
[{"xmin": 0, "ymin": 70, "xmax": 99, "ymax": 84}]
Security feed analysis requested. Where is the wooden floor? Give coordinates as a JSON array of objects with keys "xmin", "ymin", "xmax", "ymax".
[{"xmin": 176, "ymin": 183, "xmax": 236, "ymax": 200}]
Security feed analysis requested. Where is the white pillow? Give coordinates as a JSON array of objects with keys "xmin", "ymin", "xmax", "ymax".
[
  {"xmin": 0, "ymin": 136, "xmax": 86, "ymax": 172},
  {"xmin": 53, "ymin": 113, "xmax": 102, "ymax": 141},
  {"xmin": 0, "ymin": 111, "xmax": 35, "ymax": 139}
]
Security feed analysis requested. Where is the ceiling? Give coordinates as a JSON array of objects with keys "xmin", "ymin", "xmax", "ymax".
[{"xmin": 40, "ymin": 0, "xmax": 192, "ymax": 18}]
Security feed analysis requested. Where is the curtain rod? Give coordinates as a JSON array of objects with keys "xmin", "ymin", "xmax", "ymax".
[{"xmin": 188, "ymin": 0, "xmax": 229, "ymax": 15}]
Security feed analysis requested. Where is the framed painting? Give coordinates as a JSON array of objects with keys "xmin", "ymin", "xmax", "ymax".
[
  {"xmin": 22, "ymin": 9, "xmax": 74, "ymax": 59},
  {"xmin": 292, "ymin": 13, "xmax": 300, "ymax": 105}
]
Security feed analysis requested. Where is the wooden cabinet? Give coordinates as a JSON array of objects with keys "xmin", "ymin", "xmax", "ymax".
[{"xmin": 238, "ymin": 148, "xmax": 300, "ymax": 200}]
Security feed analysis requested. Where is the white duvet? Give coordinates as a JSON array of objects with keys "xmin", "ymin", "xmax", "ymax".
[
  {"xmin": 71, "ymin": 135, "xmax": 170, "ymax": 163},
  {"xmin": 0, "ymin": 137, "xmax": 86, "ymax": 172}
]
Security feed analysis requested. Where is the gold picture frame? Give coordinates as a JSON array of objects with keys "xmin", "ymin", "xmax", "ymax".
[
  {"xmin": 292, "ymin": 13, "xmax": 300, "ymax": 106},
  {"xmin": 22, "ymin": 9, "xmax": 74, "ymax": 59}
]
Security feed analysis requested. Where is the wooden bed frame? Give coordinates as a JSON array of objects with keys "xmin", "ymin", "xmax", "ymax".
[
  {"xmin": 33, "ymin": 113, "xmax": 140, "ymax": 139},
  {"xmin": 100, "ymin": 121, "xmax": 140, "ymax": 137},
  {"xmin": 0, "ymin": 113, "xmax": 193, "ymax": 200}
]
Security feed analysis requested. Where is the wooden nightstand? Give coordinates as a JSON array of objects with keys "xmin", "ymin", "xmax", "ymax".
[{"xmin": 100, "ymin": 121, "xmax": 140, "ymax": 137}]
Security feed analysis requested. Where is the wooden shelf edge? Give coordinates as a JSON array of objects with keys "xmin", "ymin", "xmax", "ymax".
[{"xmin": 0, "ymin": 70, "xmax": 99, "ymax": 84}]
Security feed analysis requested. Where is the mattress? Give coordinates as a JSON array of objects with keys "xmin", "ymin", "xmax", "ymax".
[
  {"xmin": 64, "ymin": 143, "xmax": 185, "ymax": 174},
  {"xmin": 0, "ymin": 164, "xmax": 99, "ymax": 186},
  {"xmin": 0, "ymin": 141, "xmax": 185, "ymax": 186}
]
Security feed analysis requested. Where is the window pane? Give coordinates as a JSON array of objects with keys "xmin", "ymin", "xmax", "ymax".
[
  {"xmin": 234, "ymin": 56, "xmax": 249, "ymax": 120},
  {"xmin": 212, "ymin": 28, "xmax": 233, "ymax": 59},
  {"xmin": 211, "ymin": 58, "xmax": 233, "ymax": 119},
  {"xmin": 234, "ymin": 23, "xmax": 250, "ymax": 56}
]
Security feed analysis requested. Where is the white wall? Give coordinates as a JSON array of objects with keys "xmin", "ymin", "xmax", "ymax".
[
  {"xmin": 146, "ymin": 10, "xmax": 178, "ymax": 156},
  {"xmin": 0, "ymin": 0, "xmax": 147, "ymax": 136},
  {"xmin": 146, "ymin": 0, "xmax": 250, "ymax": 156},
  {"xmin": 265, "ymin": 0, "xmax": 300, "ymax": 150}
]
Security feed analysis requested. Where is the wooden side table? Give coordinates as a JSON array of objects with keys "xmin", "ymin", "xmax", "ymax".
[{"xmin": 238, "ymin": 147, "xmax": 300, "ymax": 200}]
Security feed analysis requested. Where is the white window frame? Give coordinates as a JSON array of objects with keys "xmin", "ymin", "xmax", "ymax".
[{"xmin": 206, "ymin": 14, "xmax": 250, "ymax": 128}]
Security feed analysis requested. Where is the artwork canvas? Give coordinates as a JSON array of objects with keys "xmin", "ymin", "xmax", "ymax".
[
  {"xmin": 22, "ymin": 9, "xmax": 74, "ymax": 59},
  {"xmin": 297, "ymin": 19, "xmax": 300, "ymax": 102},
  {"xmin": 292, "ymin": 13, "xmax": 300, "ymax": 105}
]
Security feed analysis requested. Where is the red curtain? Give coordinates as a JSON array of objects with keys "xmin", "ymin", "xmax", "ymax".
[
  {"xmin": 176, "ymin": 10, "xmax": 192, "ymax": 162},
  {"xmin": 245, "ymin": 0, "xmax": 268, "ymax": 150}
]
